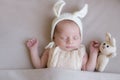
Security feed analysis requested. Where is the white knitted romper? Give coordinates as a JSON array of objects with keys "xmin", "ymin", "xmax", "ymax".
[{"xmin": 47, "ymin": 45, "xmax": 86, "ymax": 70}]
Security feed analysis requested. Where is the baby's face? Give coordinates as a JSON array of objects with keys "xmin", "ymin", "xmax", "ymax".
[{"xmin": 53, "ymin": 20, "xmax": 82, "ymax": 51}]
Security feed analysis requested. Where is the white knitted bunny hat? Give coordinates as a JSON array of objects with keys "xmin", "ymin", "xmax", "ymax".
[{"xmin": 45, "ymin": 0, "xmax": 88, "ymax": 49}]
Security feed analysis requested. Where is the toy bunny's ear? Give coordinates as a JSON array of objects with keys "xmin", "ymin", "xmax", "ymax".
[
  {"xmin": 73, "ymin": 4, "xmax": 88, "ymax": 19},
  {"xmin": 53, "ymin": 0, "xmax": 66, "ymax": 17},
  {"xmin": 110, "ymin": 38, "xmax": 116, "ymax": 47},
  {"xmin": 106, "ymin": 32, "xmax": 111, "ymax": 42}
]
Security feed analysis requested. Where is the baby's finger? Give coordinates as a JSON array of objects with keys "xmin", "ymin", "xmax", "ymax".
[
  {"xmin": 26, "ymin": 41, "xmax": 32, "ymax": 47},
  {"xmin": 93, "ymin": 40, "xmax": 99, "ymax": 44},
  {"xmin": 94, "ymin": 43, "xmax": 99, "ymax": 47},
  {"xmin": 94, "ymin": 43, "xmax": 100, "ymax": 48}
]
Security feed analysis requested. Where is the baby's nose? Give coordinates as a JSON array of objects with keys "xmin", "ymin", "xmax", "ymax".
[{"xmin": 67, "ymin": 38, "xmax": 73, "ymax": 44}]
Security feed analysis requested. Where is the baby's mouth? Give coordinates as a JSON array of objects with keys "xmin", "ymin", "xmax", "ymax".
[{"xmin": 66, "ymin": 46, "xmax": 74, "ymax": 49}]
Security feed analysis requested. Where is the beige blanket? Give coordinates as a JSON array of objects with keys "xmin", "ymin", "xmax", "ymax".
[{"xmin": 0, "ymin": 68, "xmax": 120, "ymax": 80}]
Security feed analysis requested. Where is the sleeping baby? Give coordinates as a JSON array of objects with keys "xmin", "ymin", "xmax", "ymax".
[{"xmin": 26, "ymin": 0, "xmax": 100, "ymax": 71}]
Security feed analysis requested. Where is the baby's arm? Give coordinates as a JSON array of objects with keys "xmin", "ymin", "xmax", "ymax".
[
  {"xmin": 86, "ymin": 41, "xmax": 100, "ymax": 71},
  {"xmin": 26, "ymin": 39, "xmax": 49, "ymax": 68}
]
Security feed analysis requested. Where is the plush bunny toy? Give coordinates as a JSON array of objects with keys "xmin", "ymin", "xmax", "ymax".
[{"xmin": 96, "ymin": 33, "xmax": 117, "ymax": 72}]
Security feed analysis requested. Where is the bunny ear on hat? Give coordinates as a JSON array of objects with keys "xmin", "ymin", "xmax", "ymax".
[
  {"xmin": 53, "ymin": 0, "xmax": 66, "ymax": 17},
  {"xmin": 53, "ymin": 0, "xmax": 88, "ymax": 18},
  {"xmin": 73, "ymin": 4, "xmax": 88, "ymax": 19}
]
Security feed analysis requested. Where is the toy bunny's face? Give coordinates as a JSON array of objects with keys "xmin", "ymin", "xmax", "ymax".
[
  {"xmin": 99, "ymin": 33, "xmax": 116, "ymax": 57},
  {"xmin": 100, "ymin": 42, "xmax": 116, "ymax": 55}
]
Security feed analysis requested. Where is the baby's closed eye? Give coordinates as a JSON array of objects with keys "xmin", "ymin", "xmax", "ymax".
[
  {"xmin": 59, "ymin": 35, "xmax": 80, "ymax": 41},
  {"xmin": 60, "ymin": 36, "xmax": 67, "ymax": 40},
  {"xmin": 73, "ymin": 36, "xmax": 80, "ymax": 40}
]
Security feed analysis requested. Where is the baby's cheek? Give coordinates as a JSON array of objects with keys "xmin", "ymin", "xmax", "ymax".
[
  {"xmin": 75, "ymin": 40, "xmax": 81, "ymax": 44},
  {"xmin": 75, "ymin": 43, "xmax": 81, "ymax": 48},
  {"xmin": 59, "ymin": 41, "xmax": 66, "ymax": 47},
  {"xmin": 55, "ymin": 40, "xmax": 64, "ymax": 46}
]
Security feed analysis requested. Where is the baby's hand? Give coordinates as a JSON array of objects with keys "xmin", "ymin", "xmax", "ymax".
[
  {"xmin": 90, "ymin": 41, "xmax": 100, "ymax": 53},
  {"xmin": 26, "ymin": 39, "xmax": 39, "ymax": 51}
]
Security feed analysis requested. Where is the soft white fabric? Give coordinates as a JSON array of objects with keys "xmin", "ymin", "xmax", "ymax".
[
  {"xmin": 0, "ymin": 69, "xmax": 120, "ymax": 80},
  {"xmin": 47, "ymin": 45, "xmax": 86, "ymax": 70}
]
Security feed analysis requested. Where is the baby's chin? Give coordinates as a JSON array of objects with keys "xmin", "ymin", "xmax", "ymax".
[{"xmin": 61, "ymin": 47, "xmax": 78, "ymax": 51}]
